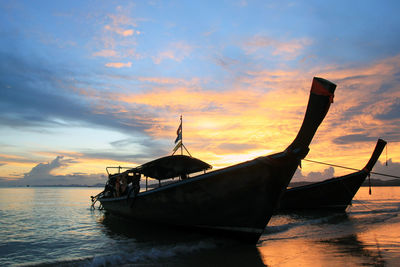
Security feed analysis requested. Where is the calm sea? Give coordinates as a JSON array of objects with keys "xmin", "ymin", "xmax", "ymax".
[{"xmin": 0, "ymin": 186, "xmax": 399, "ymax": 266}]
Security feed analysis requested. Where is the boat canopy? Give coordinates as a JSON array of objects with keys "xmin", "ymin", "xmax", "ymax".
[{"xmin": 134, "ymin": 155, "xmax": 212, "ymax": 180}]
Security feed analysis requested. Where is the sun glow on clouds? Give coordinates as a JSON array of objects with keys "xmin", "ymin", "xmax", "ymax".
[
  {"xmin": 114, "ymin": 75, "xmax": 313, "ymax": 164},
  {"xmin": 97, "ymin": 53, "xmax": 400, "ymax": 175},
  {"xmin": 3, "ymin": 53, "xmax": 400, "ymax": 184},
  {"xmin": 1, "ymin": 1, "xmax": 400, "ymax": 185}
]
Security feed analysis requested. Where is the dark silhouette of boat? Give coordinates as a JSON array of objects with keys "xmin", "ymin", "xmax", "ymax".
[
  {"xmin": 278, "ymin": 139, "xmax": 386, "ymax": 212},
  {"xmin": 93, "ymin": 77, "xmax": 336, "ymax": 243}
]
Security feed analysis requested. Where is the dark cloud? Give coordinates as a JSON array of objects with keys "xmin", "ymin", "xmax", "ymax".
[
  {"xmin": 377, "ymin": 81, "xmax": 400, "ymax": 94},
  {"xmin": 376, "ymin": 98, "xmax": 400, "ymax": 120},
  {"xmin": 333, "ymin": 134, "xmax": 378, "ymax": 145},
  {"xmin": 24, "ymin": 156, "xmax": 65, "ymax": 179},
  {"xmin": 108, "ymin": 138, "xmax": 170, "ymax": 162},
  {"xmin": 57, "ymin": 137, "xmax": 170, "ymax": 165},
  {"xmin": 214, "ymin": 56, "xmax": 239, "ymax": 68},
  {"xmin": 371, "ymin": 159, "xmax": 400, "ymax": 181},
  {"xmin": 336, "ymin": 101, "xmax": 369, "ymax": 122},
  {"xmin": 81, "ymin": 151, "xmax": 154, "ymax": 165},
  {"xmin": 11, "ymin": 156, "xmax": 106, "ymax": 185},
  {"xmin": 333, "ymin": 133, "xmax": 400, "ymax": 146},
  {"xmin": 110, "ymin": 139, "xmax": 137, "ymax": 148},
  {"xmin": 291, "ymin": 158, "xmax": 400, "ymax": 183},
  {"xmin": 327, "ymin": 75, "xmax": 400, "ymax": 132},
  {"xmin": 0, "ymin": 51, "xmax": 157, "ymax": 136}
]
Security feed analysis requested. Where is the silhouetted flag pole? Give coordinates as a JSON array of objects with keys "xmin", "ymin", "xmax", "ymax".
[{"xmin": 172, "ymin": 115, "xmax": 192, "ymax": 157}]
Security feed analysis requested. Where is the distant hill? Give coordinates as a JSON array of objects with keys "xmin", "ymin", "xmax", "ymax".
[
  {"xmin": 24, "ymin": 183, "xmax": 105, "ymax": 187},
  {"xmin": 6, "ymin": 178, "xmax": 399, "ymax": 188},
  {"xmin": 289, "ymin": 178, "xmax": 400, "ymax": 187},
  {"xmin": 361, "ymin": 178, "xmax": 400, "ymax": 186}
]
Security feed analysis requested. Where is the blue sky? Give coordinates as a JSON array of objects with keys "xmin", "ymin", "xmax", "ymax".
[{"xmin": 1, "ymin": 0, "xmax": 399, "ymax": 185}]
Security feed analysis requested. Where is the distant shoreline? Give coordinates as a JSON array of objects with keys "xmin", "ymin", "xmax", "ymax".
[
  {"xmin": 0, "ymin": 184, "xmax": 105, "ymax": 188},
  {"xmin": 1, "ymin": 178, "xmax": 399, "ymax": 188},
  {"xmin": 289, "ymin": 178, "xmax": 400, "ymax": 187}
]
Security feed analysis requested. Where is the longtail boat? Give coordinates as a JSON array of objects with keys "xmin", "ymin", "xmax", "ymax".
[
  {"xmin": 279, "ymin": 139, "xmax": 386, "ymax": 212},
  {"xmin": 92, "ymin": 77, "xmax": 336, "ymax": 243}
]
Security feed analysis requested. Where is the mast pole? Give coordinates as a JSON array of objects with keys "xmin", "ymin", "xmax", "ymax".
[{"xmin": 180, "ymin": 115, "xmax": 183, "ymax": 155}]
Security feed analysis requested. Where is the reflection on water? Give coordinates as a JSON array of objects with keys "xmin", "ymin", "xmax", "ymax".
[
  {"xmin": 259, "ymin": 187, "xmax": 400, "ymax": 267},
  {"xmin": 98, "ymin": 212, "xmax": 215, "ymax": 243},
  {"xmin": 356, "ymin": 216, "xmax": 400, "ymax": 266},
  {"xmin": 320, "ymin": 234, "xmax": 385, "ymax": 266},
  {"xmin": 258, "ymin": 234, "xmax": 385, "ymax": 267},
  {"xmin": 97, "ymin": 212, "xmax": 266, "ymax": 266},
  {"xmin": 259, "ymin": 213, "xmax": 385, "ymax": 266}
]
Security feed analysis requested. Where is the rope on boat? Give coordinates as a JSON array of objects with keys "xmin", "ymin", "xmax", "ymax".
[
  {"xmin": 386, "ymin": 144, "xmax": 388, "ymax": 166},
  {"xmin": 302, "ymin": 159, "xmax": 400, "ymax": 180},
  {"xmin": 368, "ymin": 173, "xmax": 372, "ymax": 195},
  {"xmin": 90, "ymin": 192, "xmax": 104, "ymax": 210}
]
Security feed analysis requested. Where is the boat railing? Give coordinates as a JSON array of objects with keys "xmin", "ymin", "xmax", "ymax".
[
  {"xmin": 106, "ymin": 166, "xmax": 135, "ymax": 176},
  {"xmin": 104, "ymin": 166, "xmax": 210, "ymax": 195},
  {"xmin": 142, "ymin": 169, "xmax": 210, "ymax": 191}
]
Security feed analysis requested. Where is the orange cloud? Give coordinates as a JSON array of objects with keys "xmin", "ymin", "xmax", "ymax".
[
  {"xmin": 93, "ymin": 54, "xmax": 399, "ymax": 173},
  {"xmin": 0, "ymin": 154, "xmax": 26, "ymax": 160},
  {"xmin": 109, "ymin": 76, "xmax": 313, "ymax": 166},
  {"xmin": 121, "ymin": 29, "xmax": 134, "ymax": 36},
  {"xmin": 49, "ymin": 52, "xmax": 400, "ymax": 180},
  {"xmin": 92, "ymin": 49, "xmax": 119, "ymax": 57},
  {"xmin": 104, "ymin": 25, "xmax": 138, "ymax": 36},
  {"xmin": 105, "ymin": 62, "xmax": 132, "ymax": 68},
  {"xmin": 0, "ymin": 154, "xmax": 45, "ymax": 179}
]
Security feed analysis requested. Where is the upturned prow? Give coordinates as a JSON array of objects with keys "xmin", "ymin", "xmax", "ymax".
[
  {"xmin": 364, "ymin": 139, "xmax": 387, "ymax": 172},
  {"xmin": 285, "ymin": 77, "xmax": 336, "ymax": 158}
]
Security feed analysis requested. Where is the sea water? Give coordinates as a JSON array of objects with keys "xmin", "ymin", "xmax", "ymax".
[{"xmin": 0, "ymin": 186, "xmax": 399, "ymax": 266}]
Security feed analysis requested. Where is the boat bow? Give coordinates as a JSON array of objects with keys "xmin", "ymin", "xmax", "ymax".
[
  {"xmin": 275, "ymin": 77, "xmax": 337, "ymax": 161},
  {"xmin": 279, "ymin": 138, "xmax": 387, "ymax": 211},
  {"xmin": 363, "ymin": 138, "xmax": 387, "ymax": 172}
]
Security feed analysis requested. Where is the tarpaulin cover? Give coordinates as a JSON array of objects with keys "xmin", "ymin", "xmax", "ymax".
[{"xmin": 135, "ymin": 155, "xmax": 212, "ymax": 180}]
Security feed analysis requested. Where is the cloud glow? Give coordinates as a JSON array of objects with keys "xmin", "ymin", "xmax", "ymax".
[{"xmin": 1, "ymin": 1, "xmax": 399, "ymax": 185}]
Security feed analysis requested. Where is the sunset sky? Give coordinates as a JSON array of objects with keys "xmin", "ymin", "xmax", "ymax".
[{"xmin": 1, "ymin": 0, "xmax": 399, "ymax": 185}]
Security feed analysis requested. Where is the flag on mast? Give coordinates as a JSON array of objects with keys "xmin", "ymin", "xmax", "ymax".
[{"xmin": 175, "ymin": 116, "xmax": 182, "ymax": 144}]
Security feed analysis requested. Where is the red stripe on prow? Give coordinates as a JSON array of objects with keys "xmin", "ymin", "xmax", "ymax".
[{"xmin": 311, "ymin": 79, "xmax": 334, "ymax": 103}]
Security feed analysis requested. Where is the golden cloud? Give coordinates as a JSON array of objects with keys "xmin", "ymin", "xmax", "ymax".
[
  {"xmin": 94, "ymin": 54, "xmax": 400, "ymax": 172},
  {"xmin": 105, "ymin": 62, "xmax": 132, "ymax": 68}
]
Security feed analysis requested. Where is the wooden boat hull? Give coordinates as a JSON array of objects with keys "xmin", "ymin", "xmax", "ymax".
[
  {"xmin": 279, "ymin": 171, "xmax": 368, "ymax": 211},
  {"xmin": 279, "ymin": 139, "xmax": 386, "ymax": 212},
  {"xmin": 100, "ymin": 155, "xmax": 299, "ymax": 243}
]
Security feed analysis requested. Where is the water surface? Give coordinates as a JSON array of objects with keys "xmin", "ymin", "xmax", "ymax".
[{"xmin": 0, "ymin": 187, "xmax": 399, "ymax": 266}]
